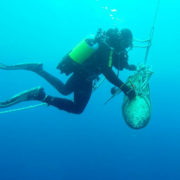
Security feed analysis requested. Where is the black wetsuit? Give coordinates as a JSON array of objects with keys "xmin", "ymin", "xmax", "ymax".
[{"xmin": 42, "ymin": 42, "xmax": 135, "ymax": 114}]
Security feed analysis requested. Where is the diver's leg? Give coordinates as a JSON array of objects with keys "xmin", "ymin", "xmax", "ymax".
[
  {"xmin": 0, "ymin": 62, "xmax": 74, "ymax": 95},
  {"xmin": 36, "ymin": 70, "xmax": 75, "ymax": 95},
  {"xmin": 0, "ymin": 74, "xmax": 82, "ymax": 109},
  {"xmin": 0, "ymin": 87, "xmax": 46, "ymax": 108},
  {"xmin": 0, "ymin": 80, "xmax": 92, "ymax": 114},
  {"xmin": 44, "ymin": 80, "xmax": 93, "ymax": 114}
]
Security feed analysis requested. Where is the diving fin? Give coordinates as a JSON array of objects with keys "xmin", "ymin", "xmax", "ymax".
[
  {"xmin": 0, "ymin": 62, "xmax": 43, "ymax": 71},
  {"xmin": 0, "ymin": 87, "xmax": 45, "ymax": 108}
]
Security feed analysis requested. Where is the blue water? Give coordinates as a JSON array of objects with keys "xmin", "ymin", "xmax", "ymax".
[{"xmin": 0, "ymin": 0, "xmax": 180, "ymax": 179}]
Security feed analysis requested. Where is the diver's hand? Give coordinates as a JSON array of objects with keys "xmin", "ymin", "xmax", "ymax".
[
  {"xmin": 121, "ymin": 84, "xmax": 136, "ymax": 100},
  {"xmin": 128, "ymin": 64, "xmax": 137, "ymax": 71},
  {"xmin": 126, "ymin": 88, "xmax": 136, "ymax": 100},
  {"xmin": 111, "ymin": 87, "xmax": 119, "ymax": 95}
]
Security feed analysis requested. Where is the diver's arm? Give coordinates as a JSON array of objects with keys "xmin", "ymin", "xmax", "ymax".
[
  {"xmin": 102, "ymin": 67, "xmax": 136, "ymax": 99},
  {"xmin": 119, "ymin": 50, "xmax": 137, "ymax": 71},
  {"xmin": 120, "ymin": 57, "xmax": 137, "ymax": 71},
  {"xmin": 102, "ymin": 67, "xmax": 124, "ymax": 88},
  {"xmin": 102, "ymin": 67, "xmax": 130, "ymax": 93},
  {"xmin": 124, "ymin": 63, "xmax": 137, "ymax": 71}
]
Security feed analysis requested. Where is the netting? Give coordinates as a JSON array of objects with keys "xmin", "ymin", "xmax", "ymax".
[{"xmin": 122, "ymin": 65, "xmax": 153, "ymax": 129}]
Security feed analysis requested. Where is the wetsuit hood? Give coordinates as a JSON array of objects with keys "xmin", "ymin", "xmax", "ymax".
[{"xmin": 106, "ymin": 28, "xmax": 133, "ymax": 52}]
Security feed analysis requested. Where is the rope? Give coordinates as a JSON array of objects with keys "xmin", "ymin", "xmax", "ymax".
[
  {"xmin": 134, "ymin": 45, "xmax": 149, "ymax": 48},
  {"xmin": 93, "ymin": 78, "xmax": 105, "ymax": 91},
  {"xmin": 104, "ymin": 88, "xmax": 121, "ymax": 105},
  {"xmin": 144, "ymin": 0, "xmax": 160, "ymax": 64},
  {"xmin": 0, "ymin": 103, "xmax": 47, "ymax": 115}
]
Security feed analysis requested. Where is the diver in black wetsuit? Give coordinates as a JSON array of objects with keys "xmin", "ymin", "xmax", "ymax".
[{"xmin": 0, "ymin": 28, "xmax": 137, "ymax": 114}]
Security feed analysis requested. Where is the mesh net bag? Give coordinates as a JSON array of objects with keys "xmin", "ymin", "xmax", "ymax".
[{"xmin": 122, "ymin": 65, "xmax": 153, "ymax": 129}]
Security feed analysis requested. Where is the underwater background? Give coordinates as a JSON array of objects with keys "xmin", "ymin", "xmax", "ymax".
[{"xmin": 0, "ymin": 0, "xmax": 180, "ymax": 179}]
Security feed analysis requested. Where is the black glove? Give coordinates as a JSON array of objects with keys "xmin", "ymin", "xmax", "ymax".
[
  {"xmin": 128, "ymin": 64, "xmax": 137, "ymax": 71},
  {"xmin": 121, "ymin": 84, "xmax": 136, "ymax": 100},
  {"xmin": 111, "ymin": 87, "xmax": 119, "ymax": 95}
]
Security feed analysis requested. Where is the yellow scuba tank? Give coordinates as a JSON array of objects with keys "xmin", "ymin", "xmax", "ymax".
[
  {"xmin": 68, "ymin": 39, "xmax": 99, "ymax": 64},
  {"xmin": 57, "ymin": 37, "xmax": 99, "ymax": 75}
]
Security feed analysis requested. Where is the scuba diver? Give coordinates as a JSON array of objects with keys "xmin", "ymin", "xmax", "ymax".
[{"xmin": 0, "ymin": 28, "xmax": 137, "ymax": 114}]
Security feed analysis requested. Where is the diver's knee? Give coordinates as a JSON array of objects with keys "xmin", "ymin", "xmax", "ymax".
[
  {"xmin": 61, "ymin": 90, "xmax": 71, "ymax": 96},
  {"xmin": 72, "ymin": 107, "xmax": 84, "ymax": 114}
]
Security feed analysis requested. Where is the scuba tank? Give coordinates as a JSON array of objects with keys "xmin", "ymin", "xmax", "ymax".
[
  {"xmin": 57, "ymin": 37, "xmax": 99, "ymax": 75},
  {"xmin": 69, "ymin": 39, "xmax": 99, "ymax": 64}
]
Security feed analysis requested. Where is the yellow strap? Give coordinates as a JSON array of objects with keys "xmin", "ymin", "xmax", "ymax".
[{"xmin": 108, "ymin": 50, "xmax": 113, "ymax": 67}]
